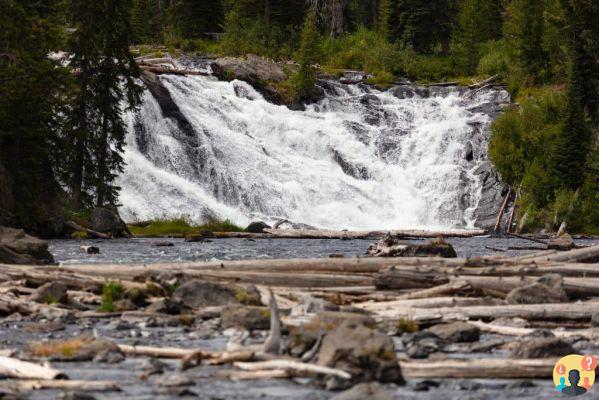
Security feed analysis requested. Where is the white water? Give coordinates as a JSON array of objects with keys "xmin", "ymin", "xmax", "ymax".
[{"xmin": 119, "ymin": 75, "xmax": 509, "ymax": 230}]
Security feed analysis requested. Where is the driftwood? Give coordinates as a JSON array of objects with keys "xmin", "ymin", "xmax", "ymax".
[
  {"xmin": 139, "ymin": 65, "xmax": 209, "ymax": 76},
  {"xmin": 400, "ymin": 358, "xmax": 556, "ymax": 379},
  {"xmin": 234, "ymin": 360, "xmax": 351, "ymax": 380},
  {"xmin": 0, "ymin": 356, "xmax": 66, "ymax": 380},
  {"xmin": 506, "ymin": 183, "xmax": 522, "ymax": 233},
  {"xmin": 64, "ymin": 220, "xmax": 110, "ymax": 239},
  {"xmin": 221, "ymin": 369, "xmax": 290, "ymax": 380},
  {"xmin": 468, "ymin": 74, "xmax": 499, "ymax": 89},
  {"xmin": 470, "ymin": 320, "xmax": 599, "ymax": 340},
  {"xmin": 262, "ymin": 228, "xmax": 485, "ymax": 239},
  {"xmin": 494, "ymin": 186, "xmax": 512, "ymax": 232},
  {"xmin": 528, "ymin": 244, "xmax": 599, "ymax": 263}
]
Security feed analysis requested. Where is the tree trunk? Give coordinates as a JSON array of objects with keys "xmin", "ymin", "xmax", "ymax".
[{"xmin": 330, "ymin": 0, "xmax": 344, "ymax": 37}]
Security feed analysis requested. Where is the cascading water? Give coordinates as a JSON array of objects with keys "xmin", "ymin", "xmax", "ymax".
[{"xmin": 119, "ymin": 71, "xmax": 510, "ymax": 230}]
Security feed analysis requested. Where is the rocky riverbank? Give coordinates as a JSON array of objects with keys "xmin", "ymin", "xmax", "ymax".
[{"xmin": 0, "ymin": 240, "xmax": 597, "ymax": 398}]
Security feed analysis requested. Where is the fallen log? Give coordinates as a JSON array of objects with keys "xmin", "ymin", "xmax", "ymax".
[
  {"xmin": 234, "ymin": 360, "xmax": 351, "ymax": 380},
  {"xmin": 263, "ymin": 228, "xmax": 485, "ymax": 239},
  {"xmin": 470, "ymin": 320, "xmax": 599, "ymax": 340},
  {"xmin": 220, "ymin": 369, "xmax": 290, "ymax": 380},
  {"xmin": 529, "ymin": 244, "xmax": 599, "ymax": 263},
  {"xmin": 494, "ymin": 186, "xmax": 512, "ymax": 233},
  {"xmin": 139, "ymin": 65, "xmax": 209, "ymax": 76},
  {"xmin": 64, "ymin": 221, "xmax": 110, "ymax": 239},
  {"xmin": 0, "ymin": 356, "xmax": 66, "ymax": 380},
  {"xmin": 400, "ymin": 358, "xmax": 556, "ymax": 379},
  {"xmin": 118, "ymin": 344, "xmax": 195, "ymax": 359}
]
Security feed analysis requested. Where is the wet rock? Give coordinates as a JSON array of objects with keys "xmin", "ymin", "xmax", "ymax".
[
  {"xmin": 152, "ymin": 241, "xmax": 174, "ymax": 247},
  {"xmin": 30, "ymin": 282, "xmax": 68, "ymax": 304},
  {"xmin": 510, "ymin": 335, "xmax": 575, "ymax": 358},
  {"xmin": 0, "ymin": 226, "xmax": 55, "ymax": 264},
  {"xmin": 413, "ymin": 380, "xmax": 440, "ymax": 391},
  {"xmin": 505, "ymin": 274, "xmax": 568, "ymax": 304},
  {"xmin": 464, "ymin": 141, "xmax": 474, "ymax": 162},
  {"xmin": 171, "ymin": 280, "xmax": 259, "ymax": 310},
  {"xmin": 332, "ymin": 149, "xmax": 370, "ymax": 180},
  {"xmin": 388, "ymin": 85, "xmax": 415, "ymax": 99},
  {"xmin": 90, "ymin": 207, "xmax": 128, "ymax": 236},
  {"xmin": 184, "ymin": 234, "xmax": 205, "ymax": 242},
  {"xmin": 245, "ymin": 221, "xmax": 271, "ymax": 233},
  {"xmin": 317, "ymin": 320, "xmax": 403, "ymax": 389},
  {"xmin": 141, "ymin": 358, "xmax": 168, "ymax": 378},
  {"xmin": 369, "ymin": 234, "xmax": 457, "ymax": 258},
  {"xmin": 471, "ymin": 162, "xmax": 511, "ymax": 230},
  {"xmin": 80, "ymin": 245, "xmax": 100, "ymax": 254},
  {"xmin": 331, "ymin": 382, "xmax": 394, "ymax": 400},
  {"xmin": 548, "ymin": 234, "xmax": 575, "ymax": 251},
  {"xmin": 427, "ymin": 322, "xmax": 480, "ymax": 343},
  {"xmin": 220, "ymin": 305, "xmax": 270, "ymax": 330},
  {"xmin": 403, "ymin": 331, "xmax": 444, "ymax": 359}
]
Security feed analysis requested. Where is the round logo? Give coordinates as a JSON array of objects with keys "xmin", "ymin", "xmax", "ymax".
[{"xmin": 553, "ymin": 354, "xmax": 596, "ymax": 396}]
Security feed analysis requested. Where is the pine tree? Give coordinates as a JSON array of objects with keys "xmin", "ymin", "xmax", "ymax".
[
  {"xmin": 551, "ymin": 0, "xmax": 591, "ymax": 190},
  {"xmin": 378, "ymin": 0, "xmax": 394, "ymax": 40},
  {"xmin": 0, "ymin": 0, "xmax": 68, "ymax": 229},
  {"xmin": 292, "ymin": 9, "xmax": 320, "ymax": 100},
  {"xmin": 504, "ymin": 0, "xmax": 547, "ymax": 79},
  {"xmin": 67, "ymin": 0, "xmax": 143, "ymax": 208}
]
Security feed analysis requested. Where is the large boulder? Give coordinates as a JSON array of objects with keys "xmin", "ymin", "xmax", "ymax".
[
  {"xmin": 369, "ymin": 234, "xmax": 457, "ymax": 258},
  {"xmin": 316, "ymin": 319, "xmax": 404, "ymax": 389},
  {"xmin": 90, "ymin": 207, "xmax": 128, "ymax": 236},
  {"xmin": 548, "ymin": 234, "xmax": 575, "ymax": 251},
  {"xmin": 426, "ymin": 321, "xmax": 480, "ymax": 343},
  {"xmin": 510, "ymin": 334, "xmax": 575, "ymax": 358},
  {"xmin": 30, "ymin": 282, "xmax": 68, "ymax": 304},
  {"xmin": 245, "ymin": 221, "xmax": 271, "ymax": 233},
  {"xmin": 505, "ymin": 274, "xmax": 568, "ymax": 304},
  {"xmin": 0, "ymin": 226, "xmax": 54, "ymax": 264},
  {"xmin": 220, "ymin": 305, "xmax": 271, "ymax": 330}
]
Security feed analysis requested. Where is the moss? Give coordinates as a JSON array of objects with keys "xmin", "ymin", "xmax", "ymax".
[
  {"xmin": 235, "ymin": 289, "xmax": 249, "ymax": 304},
  {"xmin": 41, "ymin": 294, "xmax": 59, "ymax": 305}
]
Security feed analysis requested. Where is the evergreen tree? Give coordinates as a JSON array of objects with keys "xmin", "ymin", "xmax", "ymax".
[
  {"xmin": 0, "ymin": 0, "xmax": 68, "ymax": 229},
  {"xmin": 131, "ymin": 0, "xmax": 160, "ymax": 43},
  {"xmin": 291, "ymin": 9, "xmax": 320, "ymax": 100},
  {"xmin": 66, "ymin": 0, "xmax": 143, "ymax": 208},
  {"xmin": 378, "ymin": 0, "xmax": 394, "ymax": 40},
  {"xmin": 170, "ymin": 0, "xmax": 223, "ymax": 39},
  {"xmin": 504, "ymin": 0, "xmax": 547, "ymax": 80}
]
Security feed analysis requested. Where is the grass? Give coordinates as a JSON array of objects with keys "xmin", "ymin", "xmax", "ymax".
[
  {"xmin": 128, "ymin": 217, "xmax": 244, "ymax": 237},
  {"xmin": 29, "ymin": 337, "xmax": 93, "ymax": 358},
  {"xmin": 100, "ymin": 281, "xmax": 125, "ymax": 312}
]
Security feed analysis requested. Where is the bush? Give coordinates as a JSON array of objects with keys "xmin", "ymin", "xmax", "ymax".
[
  {"xmin": 128, "ymin": 217, "xmax": 244, "ymax": 236},
  {"xmin": 101, "ymin": 281, "xmax": 124, "ymax": 312},
  {"xmin": 477, "ymin": 40, "xmax": 510, "ymax": 78}
]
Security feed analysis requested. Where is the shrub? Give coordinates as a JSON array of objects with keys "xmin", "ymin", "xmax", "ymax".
[
  {"xmin": 100, "ymin": 281, "xmax": 124, "ymax": 312},
  {"xmin": 477, "ymin": 40, "xmax": 510, "ymax": 78}
]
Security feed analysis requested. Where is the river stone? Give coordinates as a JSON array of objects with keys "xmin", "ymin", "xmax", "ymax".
[
  {"xmin": 591, "ymin": 312, "xmax": 599, "ymax": 327},
  {"xmin": 245, "ymin": 221, "xmax": 271, "ymax": 233},
  {"xmin": 0, "ymin": 226, "xmax": 54, "ymax": 264},
  {"xmin": 30, "ymin": 282, "xmax": 68, "ymax": 304},
  {"xmin": 369, "ymin": 234, "xmax": 457, "ymax": 258},
  {"xmin": 220, "ymin": 305, "xmax": 270, "ymax": 330},
  {"xmin": 426, "ymin": 322, "xmax": 480, "ymax": 343},
  {"xmin": 510, "ymin": 336, "xmax": 575, "ymax": 358},
  {"xmin": 90, "ymin": 207, "xmax": 127, "ymax": 236},
  {"xmin": 171, "ymin": 280, "xmax": 260, "ymax": 309},
  {"xmin": 403, "ymin": 331, "xmax": 445, "ymax": 359},
  {"xmin": 547, "ymin": 234, "xmax": 575, "ymax": 251},
  {"xmin": 331, "ymin": 382, "xmax": 394, "ymax": 400},
  {"xmin": 505, "ymin": 274, "xmax": 568, "ymax": 304},
  {"xmin": 316, "ymin": 320, "xmax": 403, "ymax": 389}
]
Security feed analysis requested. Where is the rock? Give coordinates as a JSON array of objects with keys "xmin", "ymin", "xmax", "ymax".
[
  {"xmin": 287, "ymin": 312, "xmax": 376, "ymax": 357},
  {"xmin": 403, "ymin": 331, "xmax": 444, "ymax": 359},
  {"xmin": 146, "ymin": 299, "xmax": 181, "ymax": 315},
  {"xmin": 152, "ymin": 241, "xmax": 174, "ymax": 247},
  {"xmin": 29, "ymin": 337, "xmax": 124, "ymax": 362},
  {"xmin": 80, "ymin": 245, "xmax": 100, "ymax": 254},
  {"xmin": 113, "ymin": 299, "xmax": 137, "ymax": 312},
  {"xmin": 197, "ymin": 229, "xmax": 215, "ymax": 238},
  {"xmin": 140, "ymin": 358, "xmax": 167, "ymax": 378},
  {"xmin": 154, "ymin": 372, "xmax": 193, "ymax": 387},
  {"xmin": 369, "ymin": 234, "xmax": 457, "ymax": 258},
  {"xmin": 506, "ymin": 274, "xmax": 568, "ymax": 304},
  {"xmin": 339, "ymin": 70, "xmax": 371, "ymax": 84},
  {"xmin": 591, "ymin": 312, "xmax": 599, "ymax": 327},
  {"xmin": 0, "ymin": 226, "xmax": 55, "ymax": 264},
  {"xmin": 427, "ymin": 322, "xmax": 480, "ymax": 343},
  {"xmin": 30, "ymin": 282, "xmax": 68, "ymax": 304},
  {"xmin": 510, "ymin": 335, "xmax": 575, "ymax": 358},
  {"xmin": 171, "ymin": 280, "xmax": 260, "ymax": 310},
  {"xmin": 471, "ymin": 162, "xmax": 511, "ymax": 230},
  {"xmin": 331, "ymin": 382, "xmax": 394, "ymax": 400},
  {"xmin": 332, "ymin": 149, "xmax": 370, "ymax": 180},
  {"xmin": 59, "ymin": 393, "xmax": 97, "ymax": 400},
  {"xmin": 184, "ymin": 234, "xmax": 205, "ymax": 242},
  {"xmin": 220, "ymin": 305, "xmax": 270, "ymax": 330},
  {"xmin": 290, "ymin": 294, "xmax": 339, "ymax": 316},
  {"xmin": 90, "ymin": 207, "xmax": 127, "ymax": 236},
  {"xmin": 316, "ymin": 320, "xmax": 403, "ymax": 389},
  {"xmin": 245, "ymin": 221, "xmax": 271, "ymax": 233},
  {"xmin": 548, "ymin": 234, "xmax": 575, "ymax": 251}
]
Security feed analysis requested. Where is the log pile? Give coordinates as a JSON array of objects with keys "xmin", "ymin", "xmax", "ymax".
[{"xmin": 0, "ymin": 243, "xmax": 597, "ymax": 396}]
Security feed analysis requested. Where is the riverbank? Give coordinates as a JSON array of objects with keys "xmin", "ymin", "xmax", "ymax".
[{"xmin": 0, "ymin": 242, "xmax": 598, "ymax": 398}]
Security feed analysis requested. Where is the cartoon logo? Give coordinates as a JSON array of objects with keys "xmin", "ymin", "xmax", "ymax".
[{"xmin": 553, "ymin": 354, "xmax": 596, "ymax": 396}]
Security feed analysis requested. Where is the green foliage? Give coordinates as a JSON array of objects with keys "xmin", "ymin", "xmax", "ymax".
[
  {"xmin": 476, "ymin": 40, "xmax": 510, "ymax": 78},
  {"xmin": 290, "ymin": 9, "xmax": 320, "ymax": 100},
  {"xmin": 101, "ymin": 281, "xmax": 125, "ymax": 312}
]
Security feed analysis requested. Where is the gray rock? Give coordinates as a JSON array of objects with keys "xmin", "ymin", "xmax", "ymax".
[
  {"xmin": 404, "ymin": 331, "xmax": 444, "ymax": 359},
  {"xmin": 0, "ymin": 226, "xmax": 54, "ymax": 264},
  {"xmin": 506, "ymin": 274, "xmax": 568, "ymax": 304},
  {"xmin": 317, "ymin": 320, "xmax": 404, "ymax": 388},
  {"xmin": 591, "ymin": 312, "xmax": 599, "ymax": 327},
  {"xmin": 146, "ymin": 299, "xmax": 181, "ymax": 315},
  {"xmin": 471, "ymin": 162, "xmax": 511, "ymax": 230},
  {"xmin": 510, "ymin": 336, "xmax": 575, "ymax": 358},
  {"xmin": 90, "ymin": 207, "xmax": 127, "ymax": 236},
  {"xmin": 245, "ymin": 221, "xmax": 271, "ymax": 233},
  {"xmin": 548, "ymin": 234, "xmax": 575, "ymax": 251},
  {"xmin": 331, "ymin": 382, "xmax": 394, "ymax": 400},
  {"xmin": 31, "ymin": 282, "xmax": 68, "ymax": 304},
  {"xmin": 171, "ymin": 280, "xmax": 259, "ymax": 309},
  {"xmin": 154, "ymin": 372, "xmax": 193, "ymax": 387},
  {"xmin": 427, "ymin": 322, "xmax": 480, "ymax": 343},
  {"xmin": 369, "ymin": 234, "xmax": 457, "ymax": 258},
  {"xmin": 152, "ymin": 241, "xmax": 174, "ymax": 247},
  {"xmin": 220, "ymin": 305, "xmax": 270, "ymax": 330}
]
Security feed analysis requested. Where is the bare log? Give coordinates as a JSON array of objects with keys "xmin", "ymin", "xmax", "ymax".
[
  {"xmin": 221, "ymin": 369, "xmax": 290, "ymax": 380},
  {"xmin": 118, "ymin": 344, "xmax": 195, "ymax": 359},
  {"xmin": 64, "ymin": 221, "xmax": 110, "ymax": 239},
  {"xmin": 470, "ymin": 320, "xmax": 599, "ymax": 340},
  {"xmin": 0, "ymin": 356, "xmax": 66, "ymax": 380},
  {"xmin": 263, "ymin": 228, "xmax": 485, "ymax": 239},
  {"xmin": 400, "ymin": 358, "xmax": 556, "ymax": 379},
  {"xmin": 139, "ymin": 65, "xmax": 209, "ymax": 76},
  {"xmin": 529, "ymin": 244, "xmax": 599, "ymax": 263},
  {"xmin": 234, "ymin": 360, "xmax": 351, "ymax": 380},
  {"xmin": 494, "ymin": 186, "xmax": 512, "ymax": 233},
  {"xmin": 262, "ymin": 289, "xmax": 282, "ymax": 354}
]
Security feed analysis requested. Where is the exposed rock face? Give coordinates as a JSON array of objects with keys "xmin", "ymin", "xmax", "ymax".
[
  {"xmin": 211, "ymin": 54, "xmax": 289, "ymax": 105},
  {"xmin": 90, "ymin": 207, "xmax": 128, "ymax": 236},
  {"xmin": 427, "ymin": 322, "xmax": 480, "ymax": 343},
  {"xmin": 0, "ymin": 226, "xmax": 55, "ymax": 264},
  {"xmin": 506, "ymin": 274, "xmax": 568, "ymax": 304},
  {"xmin": 316, "ymin": 319, "xmax": 404, "ymax": 389},
  {"xmin": 245, "ymin": 221, "xmax": 271, "ymax": 233},
  {"xmin": 472, "ymin": 162, "xmax": 511, "ymax": 230}
]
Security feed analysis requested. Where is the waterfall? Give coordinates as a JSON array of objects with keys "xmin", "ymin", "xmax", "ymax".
[{"xmin": 119, "ymin": 73, "xmax": 510, "ymax": 230}]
